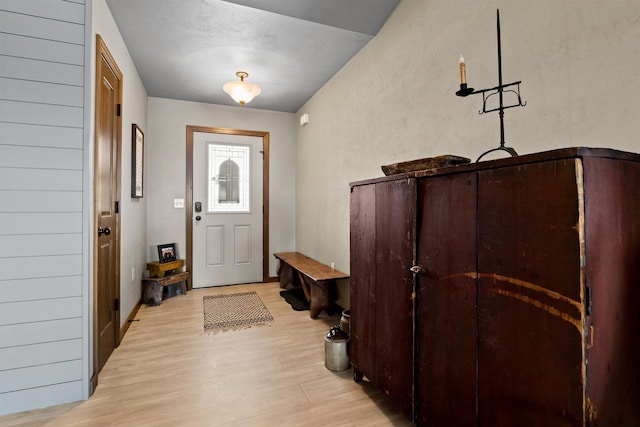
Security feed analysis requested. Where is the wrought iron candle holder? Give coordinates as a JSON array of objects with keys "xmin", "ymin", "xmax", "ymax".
[{"xmin": 456, "ymin": 10, "xmax": 527, "ymax": 162}]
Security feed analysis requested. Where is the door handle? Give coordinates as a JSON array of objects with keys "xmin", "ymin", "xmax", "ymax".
[
  {"xmin": 98, "ymin": 226, "xmax": 111, "ymax": 236},
  {"xmin": 195, "ymin": 216, "xmax": 201, "ymax": 221}
]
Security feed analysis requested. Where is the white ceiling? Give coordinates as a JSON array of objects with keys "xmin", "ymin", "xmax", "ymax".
[{"xmin": 105, "ymin": 0, "xmax": 400, "ymax": 113}]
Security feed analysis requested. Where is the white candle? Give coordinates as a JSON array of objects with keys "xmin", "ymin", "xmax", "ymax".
[{"xmin": 459, "ymin": 55, "xmax": 467, "ymax": 84}]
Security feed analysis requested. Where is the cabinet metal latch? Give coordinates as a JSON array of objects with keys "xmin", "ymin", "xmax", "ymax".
[
  {"xmin": 410, "ymin": 265, "xmax": 426, "ymax": 274},
  {"xmin": 585, "ymin": 286, "xmax": 592, "ymax": 316}
]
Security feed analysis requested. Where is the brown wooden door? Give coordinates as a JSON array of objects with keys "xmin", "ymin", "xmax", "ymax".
[
  {"xmin": 415, "ymin": 173, "xmax": 478, "ymax": 426},
  {"xmin": 95, "ymin": 36, "xmax": 122, "ymax": 374},
  {"xmin": 477, "ymin": 159, "xmax": 584, "ymax": 426}
]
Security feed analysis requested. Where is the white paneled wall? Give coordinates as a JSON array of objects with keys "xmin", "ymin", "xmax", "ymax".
[{"xmin": 0, "ymin": 0, "xmax": 89, "ymax": 415}]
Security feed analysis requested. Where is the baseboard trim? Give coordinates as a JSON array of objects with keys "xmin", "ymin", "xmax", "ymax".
[
  {"xmin": 120, "ymin": 298, "xmax": 142, "ymax": 342},
  {"xmin": 90, "ymin": 372, "xmax": 98, "ymax": 396}
]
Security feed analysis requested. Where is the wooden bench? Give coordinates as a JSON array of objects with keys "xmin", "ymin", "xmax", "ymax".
[
  {"xmin": 274, "ymin": 252, "xmax": 349, "ymax": 319},
  {"xmin": 142, "ymin": 259, "xmax": 189, "ymax": 305},
  {"xmin": 141, "ymin": 271, "xmax": 189, "ymax": 305}
]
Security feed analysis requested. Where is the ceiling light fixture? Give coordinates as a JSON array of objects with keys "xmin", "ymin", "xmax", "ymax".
[{"xmin": 223, "ymin": 71, "xmax": 262, "ymax": 106}]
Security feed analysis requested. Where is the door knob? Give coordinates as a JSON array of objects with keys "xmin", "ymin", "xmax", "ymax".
[
  {"xmin": 195, "ymin": 216, "xmax": 201, "ymax": 221},
  {"xmin": 98, "ymin": 226, "xmax": 111, "ymax": 236}
]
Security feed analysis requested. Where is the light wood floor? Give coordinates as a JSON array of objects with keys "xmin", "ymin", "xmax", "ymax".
[{"xmin": 1, "ymin": 282, "xmax": 412, "ymax": 426}]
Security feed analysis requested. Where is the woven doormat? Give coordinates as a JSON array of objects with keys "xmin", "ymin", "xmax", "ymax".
[{"xmin": 203, "ymin": 291, "xmax": 273, "ymax": 333}]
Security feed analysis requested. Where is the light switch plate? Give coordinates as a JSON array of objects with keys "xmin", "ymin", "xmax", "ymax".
[{"xmin": 174, "ymin": 198, "xmax": 184, "ymax": 208}]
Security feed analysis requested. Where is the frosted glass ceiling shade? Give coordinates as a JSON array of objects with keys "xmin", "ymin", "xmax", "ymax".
[{"xmin": 223, "ymin": 71, "xmax": 262, "ymax": 105}]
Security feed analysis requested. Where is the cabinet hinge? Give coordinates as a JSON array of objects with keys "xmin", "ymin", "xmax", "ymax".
[
  {"xmin": 585, "ymin": 286, "xmax": 592, "ymax": 316},
  {"xmin": 116, "ymin": 104, "xmax": 121, "ymax": 117},
  {"xmin": 114, "ymin": 298, "xmax": 120, "ymax": 311},
  {"xmin": 586, "ymin": 398, "xmax": 598, "ymax": 426},
  {"xmin": 115, "ymin": 201, "xmax": 120, "ymax": 214}
]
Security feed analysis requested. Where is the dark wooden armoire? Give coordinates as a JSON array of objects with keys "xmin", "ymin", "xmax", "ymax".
[{"xmin": 349, "ymin": 147, "xmax": 640, "ymax": 426}]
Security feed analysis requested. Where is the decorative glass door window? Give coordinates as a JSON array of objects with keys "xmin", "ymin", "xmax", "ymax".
[{"xmin": 207, "ymin": 143, "xmax": 250, "ymax": 212}]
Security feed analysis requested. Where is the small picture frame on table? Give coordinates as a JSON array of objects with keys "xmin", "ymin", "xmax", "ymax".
[
  {"xmin": 131, "ymin": 124, "xmax": 144, "ymax": 198},
  {"xmin": 157, "ymin": 243, "xmax": 177, "ymax": 263}
]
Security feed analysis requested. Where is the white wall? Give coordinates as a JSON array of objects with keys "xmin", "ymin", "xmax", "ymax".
[
  {"xmin": 147, "ymin": 98, "xmax": 296, "ymax": 278},
  {"xmin": 93, "ymin": 0, "xmax": 148, "ymax": 326},
  {"xmin": 295, "ymin": 0, "xmax": 640, "ymax": 308}
]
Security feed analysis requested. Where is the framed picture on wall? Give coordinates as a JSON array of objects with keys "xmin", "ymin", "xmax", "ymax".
[{"xmin": 131, "ymin": 124, "xmax": 144, "ymax": 198}]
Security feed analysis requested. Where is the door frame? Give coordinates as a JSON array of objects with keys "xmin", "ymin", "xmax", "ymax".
[
  {"xmin": 92, "ymin": 34, "xmax": 122, "ymax": 387},
  {"xmin": 186, "ymin": 125, "xmax": 270, "ymax": 289}
]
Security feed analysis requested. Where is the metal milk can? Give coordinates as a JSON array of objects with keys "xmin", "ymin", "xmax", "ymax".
[{"xmin": 324, "ymin": 325, "xmax": 350, "ymax": 372}]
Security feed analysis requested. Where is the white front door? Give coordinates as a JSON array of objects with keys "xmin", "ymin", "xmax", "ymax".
[{"xmin": 192, "ymin": 131, "xmax": 263, "ymax": 287}]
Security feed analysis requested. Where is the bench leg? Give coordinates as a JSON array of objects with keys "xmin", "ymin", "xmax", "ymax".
[
  {"xmin": 142, "ymin": 281, "xmax": 163, "ymax": 305},
  {"xmin": 309, "ymin": 280, "xmax": 336, "ymax": 319},
  {"xmin": 296, "ymin": 271, "xmax": 311, "ymax": 301},
  {"xmin": 277, "ymin": 261, "xmax": 296, "ymax": 289},
  {"xmin": 309, "ymin": 284, "xmax": 328, "ymax": 318}
]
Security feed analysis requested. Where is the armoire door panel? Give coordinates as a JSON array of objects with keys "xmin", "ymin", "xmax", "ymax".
[
  {"xmin": 478, "ymin": 158, "xmax": 583, "ymax": 300},
  {"xmin": 583, "ymin": 157, "xmax": 640, "ymax": 426},
  {"xmin": 349, "ymin": 184, "xmax": 377, "ymax": 385},
  {"xmin": 416, "ymin": 173, "xmax": 478, "ymax": 426},
  {"xmin": 477, "ymin": 159, "xmax": 584, "ymax": 426},
  {"xmin": 374, "ymin": 179, "xmax": 416, "ymax": 420}
]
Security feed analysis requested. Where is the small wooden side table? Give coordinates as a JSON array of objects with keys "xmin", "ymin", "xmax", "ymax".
[{"xmin": 142, "ymin": 259, "xmax": 189, "ymax": 305}]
